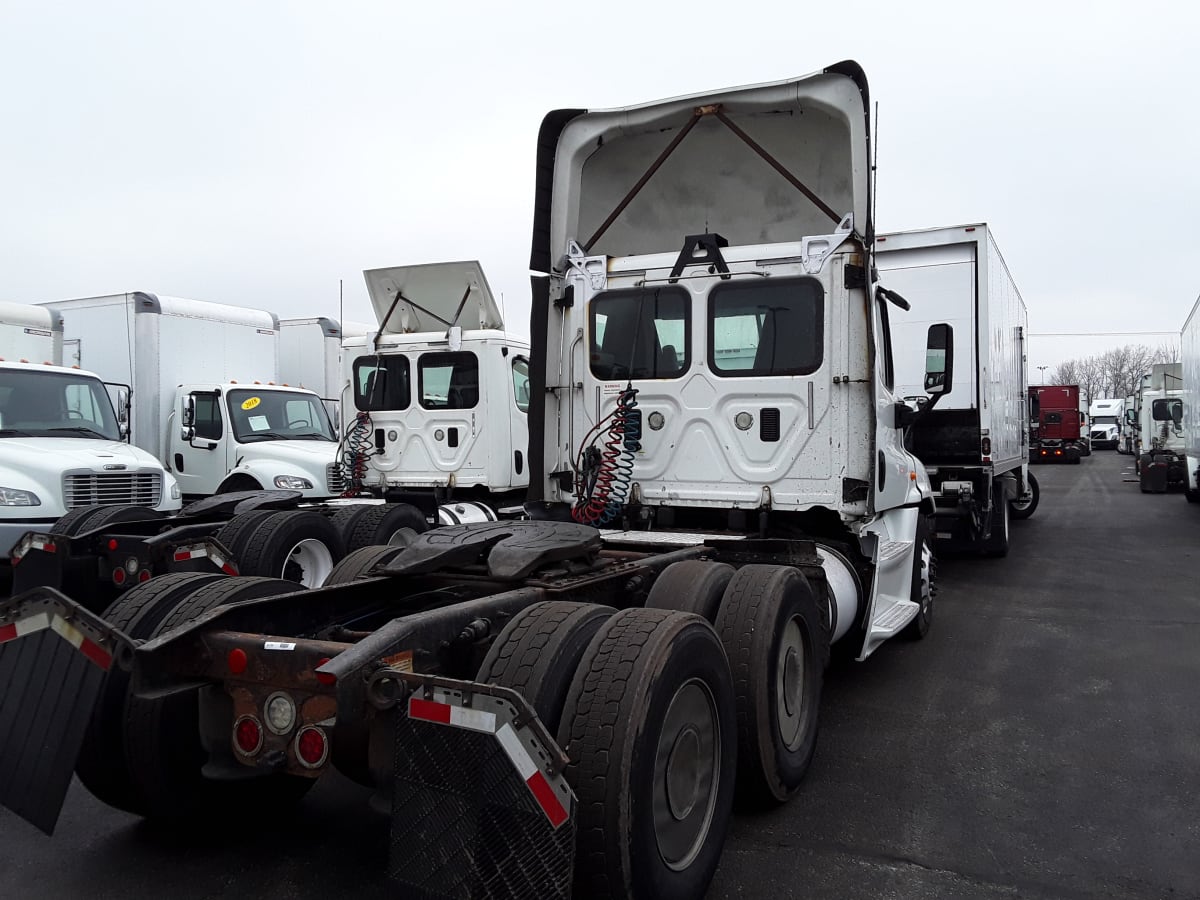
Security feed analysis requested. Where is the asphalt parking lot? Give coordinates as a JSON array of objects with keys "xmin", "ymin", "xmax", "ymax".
[{"xmin": 2, "ymin": 450, "xmax": 1198, "ymax": 899}]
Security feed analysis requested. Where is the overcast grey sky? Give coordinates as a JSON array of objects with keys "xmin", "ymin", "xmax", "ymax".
[{"xmin": 2, "ymin": 0, "xmax": 1196, "ymax": 376}]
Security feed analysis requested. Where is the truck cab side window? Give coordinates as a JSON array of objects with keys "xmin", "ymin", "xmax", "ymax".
[
  {"xmin": 512, "ymin": 357, "xmax": 530, "ymax": 413},
  {"xmin": 354, "ymin": 356, "xmax": 411, "ymax": 411},
  {"xmin": 192, "ymin": 393, "xmax": 222, "ymax": 440}
]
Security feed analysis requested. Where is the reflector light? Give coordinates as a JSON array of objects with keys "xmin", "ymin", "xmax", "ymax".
[
  {"xmin": 228, "ymin": 648, "xmax": 248, "ymax": 675},
  {"xmin": 107, "ymin": 539, "xmax": 118, "ymax": 551},
  {"xmin": 111, "ymin": 567, "xmax": 126, "ymax": 585},
  {"xmin": 138, "ymin": 570, "xmax": 152, "ymax": 582},
  {"xmin": 315, "ymin": 657, "xmax": 336, "ymax": 686},
  {"xmin": 234, "ymin": 716, "xmax": 263, "ymax": 755},
  {"xmin": 295, "ymin": 726, "xmax": 329, "ymax": 768}
]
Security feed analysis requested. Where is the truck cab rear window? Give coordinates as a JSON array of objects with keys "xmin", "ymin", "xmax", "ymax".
[
  {"xmin": 419, "ymin": 351, "xmax": 479, "ymax": 409},
  {"xmin": 589, "ymin": 287, "xmax": 689, "ymax": 381},
  {"xmin": 354, "ymin": 356, "xmax": 410, "ymax": 411},
  {"xmin": 708, "ymin": 278, "xmax": 823, "ymax": 376}
]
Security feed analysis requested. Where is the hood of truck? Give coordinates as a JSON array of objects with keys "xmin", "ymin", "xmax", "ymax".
[
  {"xmin": 363, "ymin": 261, "xmax": 503, "ymax": 334},
  {"xmin": 237, "ymin": 438, "xmax": 337, "ymax": 468},
  {"xmin": 0, "ymin": 437, "xmax": 174, "ymax": 517},
  {"xmin": 530, "ymin": 61, "xmax": 871, "ymax": 272}
]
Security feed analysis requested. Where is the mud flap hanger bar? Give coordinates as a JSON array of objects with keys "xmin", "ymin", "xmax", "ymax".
[
  {"xmin": 583, "ymin": 102, "xmax": 844, "ymax": 253},
  {"xmin": 0, "ymin": 588, "xmax": 137, "ymax": 835}
]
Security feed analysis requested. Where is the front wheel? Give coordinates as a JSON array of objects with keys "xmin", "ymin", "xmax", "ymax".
[{"xmin": 1010, "ymin": 471, "xmax": 1039, "ymax": 520}]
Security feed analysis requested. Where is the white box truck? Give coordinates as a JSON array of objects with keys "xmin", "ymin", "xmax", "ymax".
[
  {"xmin": 339, "ymin": 261, "xmax": 530, "ymax": 520},
  {"xmin": 1, "ymin": 63, "xmax": 951, "ymax": 898},
  {"xmin": 878, "ymin": 224, "xmax": 1037, "ymax": 555},
  {"xmin": 44, "ymin": 294, "xmax": 342, "ymax": 501},
  {"xmin": 0, "ymin": 301, "xmax": 180, "ymax": 561}
]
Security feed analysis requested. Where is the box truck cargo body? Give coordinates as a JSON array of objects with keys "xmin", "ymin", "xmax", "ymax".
[
  {"xmin": 877, "ymin": 223, "xmax": 1035, "ymax": 553},
  {"xmin": 43, "ymin": 294, "xmax": 340, "ymax": 500},
  {"xmin": 279, "ymin": 317, "xmax": 370, "ymax": 427},
  {"xmin": 0, "ymin": 301, "xmax": 63, "ymax": 363}
]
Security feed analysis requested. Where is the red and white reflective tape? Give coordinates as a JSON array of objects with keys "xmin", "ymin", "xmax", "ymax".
[
  {"xmin": 11, "ymin": 534, "xmax": 57, "ymax": 564},
  {"xmin": 408, "ymin": 693, "xmax": 497, "ymax": 734},
  {"xmin": 407, "ymin": 691, "xmax": 569, "ymax": 829},
  {"xmin": 494, "ymin": 722, "xmax": 569, "ymax": 828},
  {"xmin": 173, "ymin": 542, "xmax": 238, "ymax": 575},
  {"xmin": 0, "ymin": 612, "xmax": 112, "ymax": 671}
]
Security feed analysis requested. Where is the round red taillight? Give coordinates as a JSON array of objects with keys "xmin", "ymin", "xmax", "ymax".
[
  {"xmin": 228, "ymin": 648, "xmax": 248, "ymax": 675},
  {"xmin": 234, "ymin": 716, "xmax": 263, "ymax": 755},
  {"xmin": 111, "ymin": 567, "xmax": 126, "ymax": 585},
  {"xmin": 315, "ymin": 657, "xmax": 336, "ymax": 686},
  {"xmin": 138, "ymin": 570, "xmax": 152, "ymax": 582},
  {"xmin": 295, "ymin": 726, "xmax": 328, "ymax": 768},
  {"xmin": 107, "ymin": 539, "xmax": 118, "ymax": 551}
]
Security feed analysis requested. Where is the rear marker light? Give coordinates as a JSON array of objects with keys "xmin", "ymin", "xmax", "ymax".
[
  {"xmin": 228, "ymin": 648, "xmax": 248, "ymax": 675},
  {"xmin": 295, "ymin": 726, "xmax": 329, "ymax": 768},
  {"xmin": 234, "ymin": 715, "xmax": 264, "ymax": 755},
  {"xmin": 107, "ymin": 539, "xmax": 118, "ymax": 551},
  {"xmin": 138, "ymin": 570, "xmax": 152, "ymax": 583}
]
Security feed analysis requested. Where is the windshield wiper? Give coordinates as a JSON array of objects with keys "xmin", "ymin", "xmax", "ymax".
[
  {"xmin": 47, "ymin": 426, "xmax": 112, "ymax": 439},
  {"xmin": 292, "ymin": 432, "xmax": 335, "ymax": 441},
  {"xmin": 0, "ymin": 428, "xmax": 34, "ymax": 437},
  {"xmin": 238, "ymin": 431, "xmax": 289, "ymax": 442}
]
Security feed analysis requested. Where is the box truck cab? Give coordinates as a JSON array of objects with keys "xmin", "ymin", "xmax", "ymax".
[
  {"xmin": 1135, "ymin": 363, "xmax": 1185, "ymax": 492},
  {"xmin": 44, "ymin": 294, "xmax": 341, "ymax": 501},
  {"xmin": 0, "ymin": 303, "xmax": 181, "ymax": 558},
  {"xmin": 340, "ymin": 261, "xmax": 530, "ymax": 514}
]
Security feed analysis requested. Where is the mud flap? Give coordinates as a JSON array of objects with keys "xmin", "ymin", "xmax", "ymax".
[
  {"xmin": 372, "ymin": 671, "xmax": 576, "ymax": 900},
  {"xmin": 0, "ymin": 588, "xmax": 133, "ymax": 834}
]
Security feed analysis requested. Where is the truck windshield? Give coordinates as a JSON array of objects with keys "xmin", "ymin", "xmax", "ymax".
[
  {"xmin": 226, "ymin": 389, "xmax": 335, "ymax": 443},
  {"xmin": 0, "ymin": 368, "xmax": 120, "ymax": 440}
]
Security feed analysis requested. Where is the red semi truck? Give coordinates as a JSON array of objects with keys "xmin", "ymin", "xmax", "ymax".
[{"xmin": 1029, "ymin": 384, "xmax": 1086, "ymax": 464}]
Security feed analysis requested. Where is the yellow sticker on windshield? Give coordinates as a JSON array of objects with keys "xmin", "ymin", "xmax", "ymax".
[{"xmin": 241, "ymin": 396, "xmax": 261, "ymax": 411}]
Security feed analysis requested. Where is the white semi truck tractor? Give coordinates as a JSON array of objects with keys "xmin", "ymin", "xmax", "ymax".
[{"xmin": 0, "ymin": 62, "xmax": 951, "ymax": 900}]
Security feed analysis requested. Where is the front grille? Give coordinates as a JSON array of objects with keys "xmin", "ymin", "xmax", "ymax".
[
  {"xmin": 326, "ymin": 463, "xmax": 346, "ymax": 494},
  {"xmin": 62, "ymin": 472, "xmax": 162, "ymax": 509},
  {"xmin": 1091, "ymin": 430, "xmax": 1107, "ymax": 440}
]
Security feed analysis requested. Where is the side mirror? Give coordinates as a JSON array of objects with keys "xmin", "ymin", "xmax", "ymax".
[
  {"xmin": 924, "ymin": 323, "xmax": 954, "ymax": 395},
  {"xmin": 180, "ymin": 395, "xmax": 196, "ymax": 441},
  {"xmin": 116, "ymin": 388, "xmax": 130, "ymax": 425},
  {"xmin": 1172, "ymin": 402, "xmax": 1183, "ymax": 427}
]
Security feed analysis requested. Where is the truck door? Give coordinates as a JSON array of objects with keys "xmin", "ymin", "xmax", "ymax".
[
  {"xmin": 507, "ymin": 355, "xmax": 531, "ymax": 490},
  {"xmin": 169, "ymin": 390, "xmax": 231, "ymax": 496},
  {"xmin": 412, "ymin": 351, "xmax": 488, "ymax": 487}
]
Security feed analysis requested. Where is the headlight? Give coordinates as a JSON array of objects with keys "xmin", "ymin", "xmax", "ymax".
[
  {"xmin": 274, "ymin": 475, "xmax": 313, "ymax": 490},
  {"xmin": 0, "ymin": 487, "xmax": 40, "ymax": 507}
]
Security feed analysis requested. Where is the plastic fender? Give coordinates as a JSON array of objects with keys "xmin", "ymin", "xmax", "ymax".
[{"xmin": 902, "ymin": 454, "xmax": 933, "ymax": 509}]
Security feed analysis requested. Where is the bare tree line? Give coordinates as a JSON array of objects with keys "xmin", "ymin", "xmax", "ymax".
[{"xmin": 1045, "ymin": 342, "xmax": 1180, "ymax": 403}]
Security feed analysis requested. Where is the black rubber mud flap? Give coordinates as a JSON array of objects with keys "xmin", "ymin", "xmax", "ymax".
[
  {"xmin": 373, "ymin": 671, "xmax": 576, "ymax": 899},
  {"xmin": 0, "ymin": 588, "xmax": 134, "ymax": 834}
]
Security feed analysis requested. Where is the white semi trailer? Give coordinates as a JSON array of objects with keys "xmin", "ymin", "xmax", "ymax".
[
  {"xmin": 877, "ymin": 224, "xmax": 1037, "ymax": 555},
  {"xmin": 0, "ymin": 301, "xmax": 180, "ymax": 561},
  {"xmin": 1183, "ymin": 295, "xmax": 1200, "ymax": 502},
  {"xmin": 1, "ymin": 62, "xmax": 951, "ymax": 900}
]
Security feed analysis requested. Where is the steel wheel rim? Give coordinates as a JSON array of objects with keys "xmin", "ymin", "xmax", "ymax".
[
  {"xmin": 282, "ymin": 539, "xmax": 333, "ymax": 586},
  {"xmin": 776, "ymin": 616, "xmax": 810, "ymax": 750},
  {"xmin": 652, "ymin": 677, "xmax": 721, "ymax": 872},
  {"xmin": 1012, "ymin": 492, "xmax": 1032, "ymax": 512}
]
